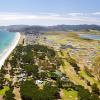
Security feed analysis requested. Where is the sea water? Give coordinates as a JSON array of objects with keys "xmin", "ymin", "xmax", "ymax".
[{"xmin": 0, "ymin": 30, "xmax": 17, "ymax": 55}]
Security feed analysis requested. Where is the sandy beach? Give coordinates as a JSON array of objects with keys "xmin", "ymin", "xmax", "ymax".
[{"xmin": 0, "ymin": 32, "xmax": 21, "ymax": 69}]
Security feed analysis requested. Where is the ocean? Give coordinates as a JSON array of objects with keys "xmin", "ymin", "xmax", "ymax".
[
  {"xmin": 0, "ymin": 30, "xmax": 17, "ymax": 54},
  {"xmin": 0, "ymin": 30, "xmax": 20, "ymax": 68}
]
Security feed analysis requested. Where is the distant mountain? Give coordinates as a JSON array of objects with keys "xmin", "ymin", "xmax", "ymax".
[
  {"xmin": 0, "ymin": 25, "xmax": 100, "ymax": 33},
  {"xmin": 49, "ymin": 25, "xmax": 100, "ymax": 31}
]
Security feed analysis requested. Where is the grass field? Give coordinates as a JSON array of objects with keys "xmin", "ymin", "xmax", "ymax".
[
  {"xmin": 61, "ymin": 89, "xmax": 78, "ymax": 100},
  {"xmin": 60, "ymin": 59, "xmax": 90, "ymax": 89},
  {"xmin": 39, "ymin": 31, "xmax": 100, "ymax": 99},
  {"xmin": 0, "ymin": 86, "xmax": 9, "ymax": 96},
  {"xmin": 80, "ymin": 70, "xmax": 100, "ymax": 89}
]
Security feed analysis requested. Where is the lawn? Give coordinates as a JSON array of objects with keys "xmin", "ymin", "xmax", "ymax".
[
  {"xmin": 0, "ymin": 86, "xmax": 9, "ymax": 96},
  {"xmin": 61, "ymin": 89, "xmax": 78, "ymax": 100}
]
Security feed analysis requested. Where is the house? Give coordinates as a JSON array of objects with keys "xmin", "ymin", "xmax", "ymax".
[
  {"xmin": 60, "ymin": 44, "xmax": 75, "ymax": 49},
  {"xmin": 35, "ymin": 80, "xmax": 44, "ymax": 85}
]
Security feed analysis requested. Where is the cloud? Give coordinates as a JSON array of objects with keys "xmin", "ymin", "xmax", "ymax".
[
  {"xmin": 92, "ymin": 12, "xmax": 100, "ymax": 15},
  {"xmin": 67, "ymin": 13, "xmax": 84, "ymax": 17},
  {"xmin": 0, "ymin": 12, "xmax": 100, "ymax": 25}
]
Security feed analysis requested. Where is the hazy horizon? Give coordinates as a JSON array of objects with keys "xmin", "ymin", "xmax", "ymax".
[{"xmin": 0, "ymin": 0, "xmax": 100, "ymax": 25}]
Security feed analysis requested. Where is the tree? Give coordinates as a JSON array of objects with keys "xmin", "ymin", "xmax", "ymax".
[
  {"xmin": 39, "ymin": 71, "xmax": 48, "ymax": 80},
  {"xmin": 50, "ymin": 72, "xmax": 59, "ymax": 80},
  {"xmin": 20, "ymin": 80, "xmax": 39, "ymax": 100},
  {"xmin": 4, "ymin": 88, "xmax": 15, "ymax": 100},
  {"xmin": 56, "ymin": 77, "xmax": 63, "ymax": 88},
  {"xmin": 42, "ymin": 82, "xmax": 60, "ymax": 100},
  {"xmin": 20, "ymin": 80, "xmax": 60, "ymax": 100},
  {"xmin": 0, "ymin": 67, "xmax": 5, "ymax": 88},
  {"xmin": 72, "ymin": 85, "xmax": 100, "ymax": 100},
  {"xmin": 9, "ymin": 57, "xmax": 17, "ymax": 67},
  {"xmin": 22, "ymin": 51, "xmax": 34, "ymax": 64},
  {"xmin": 92, "ymin": 84, "xmax": 100, "ymax": 96},
  {"xmin": 23, "ymin": 64, "xmax": 39, "ymax": 78},
  {"xmin": 66, "ymin": 53, "xmax": 80, "ymax": 73}
]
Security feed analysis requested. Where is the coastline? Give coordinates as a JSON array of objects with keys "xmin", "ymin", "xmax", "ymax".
[{"xmin": 0, "ymin": 32, "xmax": 21, "ymax": 69}]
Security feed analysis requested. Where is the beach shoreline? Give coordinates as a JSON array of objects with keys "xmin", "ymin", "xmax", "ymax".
[{"xmin": 0, "ymin": 32, "xmax": 21, "ymax": 69}]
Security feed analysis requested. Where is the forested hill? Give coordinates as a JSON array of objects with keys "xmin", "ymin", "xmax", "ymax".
[{"xmin": 0, "ymin": 25, "xmax": 100, "ymax": 33}]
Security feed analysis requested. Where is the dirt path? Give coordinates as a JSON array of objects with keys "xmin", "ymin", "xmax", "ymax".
[{"xmin": 13, "ymin": 87, "xmax": 22, "ymax": 100}]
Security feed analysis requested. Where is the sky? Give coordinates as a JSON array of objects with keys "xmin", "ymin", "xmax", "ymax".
[{"xmin": 0, "ymin": 0, "xmax": 100, "ymax": 26}]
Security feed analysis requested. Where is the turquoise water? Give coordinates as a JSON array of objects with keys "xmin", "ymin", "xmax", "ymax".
[
  {"xmin": 0, "ymin": 31, "xmax": 17, "ymax": 54},
  {"xmin": 79, "ymin": 34, "xmax": 100, "ymax": 40}
]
